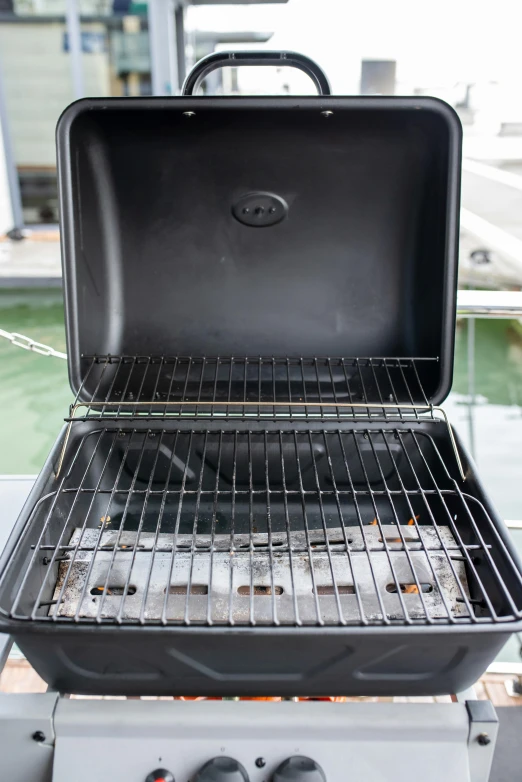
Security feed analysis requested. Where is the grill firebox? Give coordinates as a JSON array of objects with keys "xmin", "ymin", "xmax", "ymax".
[{"xmin": 4, "ymin": 419, "xmax": 521, "ymax": 630}]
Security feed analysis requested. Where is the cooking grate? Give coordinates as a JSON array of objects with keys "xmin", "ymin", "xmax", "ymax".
[
  {"xmin": 5, "ymin": 427, "xmax": 522, "ymax": 627},
  {"xmin": 72, "ymin": 355, "xmax": 437, "ymax": 419}
]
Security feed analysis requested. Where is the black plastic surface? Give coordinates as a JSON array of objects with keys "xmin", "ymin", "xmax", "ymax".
[
  {"xmin": 466, "ymin": 700, "xmax": 498, "ymax": 724},
  {"xmin": 56, "ymin": 96, "xmax": 461, "ymax": 405},
  {"xmin": 182, "ymin": 50, "xmax": 331, "ymax": 96}
]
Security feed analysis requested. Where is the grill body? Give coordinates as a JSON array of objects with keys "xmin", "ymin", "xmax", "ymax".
[
  {"xmin": 0, "ymin": 418, "xmax": 520, "ymax": 696},
  {"xmin": 1, "ymin": 90, "xmax": 522, "ymax": 696}
]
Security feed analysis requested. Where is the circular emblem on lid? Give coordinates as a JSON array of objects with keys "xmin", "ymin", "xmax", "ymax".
[{"xmin": 232, "ymin": 192, "xmax": 289, "ymax": 227}]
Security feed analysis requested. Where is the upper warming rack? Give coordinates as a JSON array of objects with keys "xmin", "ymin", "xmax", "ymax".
[{"xmin": 71, "ymin": 355, "xmax": 439, "ymax": 421}]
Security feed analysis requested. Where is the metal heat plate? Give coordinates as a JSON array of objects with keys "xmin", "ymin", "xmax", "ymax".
[{"xmin": 50, "ymin": 526, "xmax": 470, "ymax": 625}]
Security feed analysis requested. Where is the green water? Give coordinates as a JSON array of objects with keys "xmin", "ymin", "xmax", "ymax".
[
  {"xmin": 453, "ymin": 318, "xmax": 522, "ymax": 406},
  {"xmin": 0, "ymin": 290, "xmax": 71, "ymax": 473}
]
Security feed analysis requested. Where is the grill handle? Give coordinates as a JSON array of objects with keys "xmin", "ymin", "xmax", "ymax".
[{"xmin": 182, "ymin": 50, "xmax": 331, "ymax": 96}]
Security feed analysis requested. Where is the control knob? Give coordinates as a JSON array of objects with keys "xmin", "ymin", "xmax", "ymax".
[
  {"xmin": 145, "ymin": 770, "xmax": 174, "ymax": 782},
  {"xmin": 272, "ymin": 756, "xmax": 326, "ymax": 782},
  {"xmin": 194, "ymin": 757, "xmax": 249, "ymax": 782}
]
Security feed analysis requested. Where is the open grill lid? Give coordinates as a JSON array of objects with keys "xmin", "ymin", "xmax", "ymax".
[{"xmin": 56, "ymin": 52, "xmax": 461, "ymax": 407}]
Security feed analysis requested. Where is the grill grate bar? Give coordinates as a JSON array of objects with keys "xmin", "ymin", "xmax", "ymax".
[
  {"xmin": 264, "ymin": 431, "xmax": 279, "ymax": 626},
  {"xmin": 350, "ymin": 430, "xmax": 410, "ymax": 622},
  {"xmin": 115, "ymin": 431, "xmax": 165, "ymax": 624},
  {"xmin": 31, "ymin": 542, "xmax": 493, "ymax": 554},
  {"xmin": 162, "ymin": 431, "xmax": 195, "ymax": 624},
  {"xmin": 114, "ymin": 356, "xmax": 137, "ymax": 417},
  {"xmin": 396, "ymin": 360, "xmax": 419, "ymax": 420},
  {"xmin": 228, "ymin": 431, "xmax": 238, "ymax": 624},
  {"xmin": 308, "ymin": 430, "xmax": 345, "ymax": 625},
  {"xmin": 321, "ymin": 432, "xmax": 367, "ymax": 624},
  {"xmin": 368, "ymin": 360, "xmax": 389, "ymax": 421},
  {"xmin": 54, "ymin": 488, "xmax": 473, "ymax": 497},
  {"xmin": 293, "ymin": 430, "xmax": 323, "ymax": 625},
  {"xmin": 86, "ymin": 431, "xmax": 149, "ymax": 623},
  {"xmin": 139, "ymin": 431, "xmax": 181, "ymax": 625},
  {"xmin": 207, "ymin": 431, "xmax": 224, "ymax": 625},
  {"xmin": 247, "ymin": 431, "xmax": 255, "ymax": 623},
  {"xmin": 184, "ymin": 431, "xmax": 209, "ymax": 624},
  {"xmin": 279, "ymin": 431, "xmax": 301, "ymax": 625},
  {"xmin": 4, "ymin": 427, "xmax": 522, "ymax": 627}
]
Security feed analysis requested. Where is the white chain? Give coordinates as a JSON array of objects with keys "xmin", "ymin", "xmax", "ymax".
[{"xmin": 0, "ymin": 328, "xmax": 67, "ymax": 360}]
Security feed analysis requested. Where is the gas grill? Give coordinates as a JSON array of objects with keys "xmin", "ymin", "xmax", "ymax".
[{"xmin": 1, "ymin": 50, "xmax": 522, "ymax": 699}]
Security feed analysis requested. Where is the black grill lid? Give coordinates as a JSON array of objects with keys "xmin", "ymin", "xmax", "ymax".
[{"xmin": 57, "ymin": 94, "xmax": 461, "ymax": 405}]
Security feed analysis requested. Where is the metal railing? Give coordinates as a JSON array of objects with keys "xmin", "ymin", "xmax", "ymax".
[{"xmin": 457, "ymin": 289, "xmax": 522, "ymax": 318}]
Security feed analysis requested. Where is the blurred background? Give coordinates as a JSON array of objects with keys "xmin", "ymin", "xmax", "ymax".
[{"xmin": 0, "ymin": 0, "xmax": 521, "ymax": 661}]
